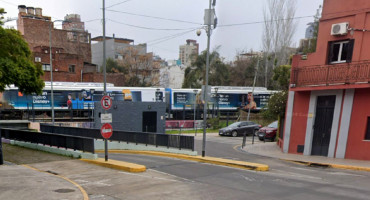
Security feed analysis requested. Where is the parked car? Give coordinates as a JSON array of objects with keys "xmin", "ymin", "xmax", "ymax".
[
  {"xmin": 219, "ymin": 121, "xmax": 261, "ymax": 137},
  {"xmin": 257, "ymin": 121, "xmax": 278, "ymax": 141}
]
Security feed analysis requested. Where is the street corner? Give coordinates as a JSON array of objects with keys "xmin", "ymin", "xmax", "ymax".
[{"xmin": 80, "ymin": 158, "xmax": 146, "ymax": 173}]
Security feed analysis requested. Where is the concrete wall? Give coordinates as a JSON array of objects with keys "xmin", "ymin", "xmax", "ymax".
[{"xmin": 94, "ymin": 101, "xmax": 166, "ymax": 133}]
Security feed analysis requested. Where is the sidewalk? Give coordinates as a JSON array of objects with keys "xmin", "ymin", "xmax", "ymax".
[
  {"xmin": 242, "ymin": 142, "xmax": 370, "ymax": 171},
  {"xmin": 0, "ymin": 163, "xmax": 85, "ymax": 200}
]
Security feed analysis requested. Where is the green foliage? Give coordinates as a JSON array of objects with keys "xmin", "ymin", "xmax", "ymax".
[
  {"xmin": 0, "ymin": 8, "xmax": 5, "ymax": 25},
  {"xmin": 0, "ymin": 26, "xmax": 44, "ymax": 94},
  {"xmin": 182, "ymin": 50, "xmax": 230, "ymax": 88},
  {"xmin": 272, "ymin": 65, "xmax": 291, "ymax": 90},
  {"xmin": 103, "ymin": 58, "xmax": 127, "ymax": 73},
  {"xmin": 209, "ymin": 59, "xmax": 230, "ymax": 86},
  {"xmin": 265, "ymin": 91, "xmax": 288, "ymax": 118},
  {"xmin": 207, "ymin": 117, "xmax": 221, "ymax": 129}
]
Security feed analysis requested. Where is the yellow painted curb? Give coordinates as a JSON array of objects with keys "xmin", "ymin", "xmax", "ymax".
[
  {"xmin": 22, "ymin": 164, "xmax": 89, "ymax": 200},
  {"xmin": 96, "ymin": 150, "xmax": 269, "ymax": 171},
  {"xmin": 281, "ymin": 159, "xmax": 370, "ymax": 172},
  {"xmin": 81, "ymin": 158, "xmax": 146, "ymax": 173}
]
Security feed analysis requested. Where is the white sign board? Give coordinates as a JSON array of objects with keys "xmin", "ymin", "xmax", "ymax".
[{"xmin": 101, "ymin": 113, "xmax": 112, "ymax": 124}]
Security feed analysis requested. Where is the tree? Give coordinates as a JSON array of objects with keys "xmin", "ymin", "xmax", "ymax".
[
  {"xmin": 0, "ymin": 9, "xmax": 44, "ymax": 94},
  {"xmin": 117, "ymin": 46, "xmax": 157, "ymax": 87},
  {"xmin": 182, "ymin": 49, "xmax": 230, "ymax": 88},
  {"xmin": 262, "ymin": 0, "xmax": 297, "ymax": 88},
  {"xmin": 272, "ymin": 65, "xmax": 291, "ymax": 90},
  {"xmin": 0, "ymin": 8, "xmax": 5, "ymax": 25},
  {"xmin": 103, "ymin": 58, "xmax": 127, "ymax": 73},
  {"xmin": 266, "ymin": 90, "xmax": 288, "ymax": 118}
]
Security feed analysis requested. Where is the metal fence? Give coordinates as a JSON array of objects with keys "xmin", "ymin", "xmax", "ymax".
[
  {"xmin": 291, "ymin": 60, "xmax": 370, "ymax": 87},
  {"xmin": 41, "ymin": 124, "xmax": 195, "ymax": 151},
  {"xmin": 0, "ymin": 128, "xmax": 95, "ymax": 154}
]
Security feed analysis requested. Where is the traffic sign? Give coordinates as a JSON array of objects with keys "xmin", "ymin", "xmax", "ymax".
[
  {"xmin": 101, "ymin": 95, "xmax": 112, "ymax": 110},
  {"xmin": 101, "ymin": 123, "xmax": 113, "ymax": 139},
  {"xmin": 101, "ymin": 113, "xmax": 112, "ymax": 123}
]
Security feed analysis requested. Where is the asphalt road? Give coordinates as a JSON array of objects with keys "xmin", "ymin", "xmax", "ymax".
[{"xmin": 106, "ymin": 134, "xmax": 370, "ymax": 200}]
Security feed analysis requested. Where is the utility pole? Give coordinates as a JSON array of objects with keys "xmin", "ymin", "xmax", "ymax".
[
  {"xmin": 102, "ymin": 0, "xmax": 108, "ymax": 162},
  {"xmin": 49, "ymin": 22, "xmax": 55, "ymax": 125},
  {"xmin": 201, "ymin": 0, "xmax": 217, "ymax": 157}
]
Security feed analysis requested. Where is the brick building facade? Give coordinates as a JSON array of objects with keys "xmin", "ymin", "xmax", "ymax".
[{"xmin": 16, "ymin": 5, "xmax": 94, "ymax": 82}]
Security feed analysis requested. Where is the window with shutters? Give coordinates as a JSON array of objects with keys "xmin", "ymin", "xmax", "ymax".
[{"xmin": 328, "ymin": 40, "xmax": 354, "ymax": 64}]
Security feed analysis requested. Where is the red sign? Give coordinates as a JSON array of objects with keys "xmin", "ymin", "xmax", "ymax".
[
  {"xmin": 101, "ymin": 96, "xmax": 112, "ymax": 110},
  {"xmin": 101, "ymin": 123, "xmax": 113, "ymax": 139}
]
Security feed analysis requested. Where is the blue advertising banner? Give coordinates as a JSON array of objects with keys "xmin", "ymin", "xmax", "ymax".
[{"xmin": 173, "ymin": 91, "xmax": 271, "ymax": 110}]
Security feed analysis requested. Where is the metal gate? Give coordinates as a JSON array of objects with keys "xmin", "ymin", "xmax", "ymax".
[{"xmin": 311, "ymin": 95, "xmax": 336, "ymax": 156}]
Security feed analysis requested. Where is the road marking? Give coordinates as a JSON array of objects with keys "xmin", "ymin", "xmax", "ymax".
[
  {"xmin": 148, "ymin": 169, "xmax": 196, "ymax": 183},
  {"xmin": 233, "ymin": 144, "xmax": 241, "ymax": 151},
  {"xmin": 22, "ymin": 164, "xmax": 89, "ymax": 200},
  {"xmin": 328, "ymin": 172, "xmax": 367, "ymax": 177},
  {"xmin": 241, "ymin": 174, "xmax": 256, "ymax": 182},
  {"xmin": 76, "ymin": 179, "xmax": 112, "ymax": 187},
  {"xmin": 272, "ymin": 169, "xmax": 323, "ymax": 180},
  {"xmin": 289, "ymin": 166, "xmax": 321, "ymax": 172},
  {"xmin": 118, "ymin": 170, "xmax": 195, "ymax": 183}
]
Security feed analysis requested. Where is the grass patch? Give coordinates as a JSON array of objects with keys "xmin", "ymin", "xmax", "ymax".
[
  {"xmin": 166, "ymin": 129, "xmax": 219, "ymax": 134},
  {"xmin": 2, "ymin": 143, "xmax": 74, "ymax": 164}
]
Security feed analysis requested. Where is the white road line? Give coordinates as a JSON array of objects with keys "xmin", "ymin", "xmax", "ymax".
[
  {"xmin": 328, "ymin": 172, "xmax": 367, "ymax": 177},
  {"xmin": 269, "ymin": 169, "xmax": 323, "ymax": 180},
  {"xmin": 289, "ymin": 166, "xmax": 321, "ymax": 172},
  {"xmin": 118, "ymin": 170, "xmax": 195, "ymax": 183},
  {"xmin": 148, "ymin": 169, "xmax": 196, "ymax": 183}
]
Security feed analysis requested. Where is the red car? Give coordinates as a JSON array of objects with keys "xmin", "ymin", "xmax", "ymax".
[{"xmin": 257, "ymin": 121, "xmax": 278, "ymax": 141}]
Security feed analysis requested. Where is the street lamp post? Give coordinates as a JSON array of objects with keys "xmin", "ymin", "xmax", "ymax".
[
  {"xmin": 49, "ymin": 20, "xmax": 65, "ymax": 125},
  {"xmin": 200, "ymin": 0, "xmax": 217, "ymax": 157}
]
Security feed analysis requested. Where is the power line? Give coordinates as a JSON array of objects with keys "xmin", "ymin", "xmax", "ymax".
[
  {"xmin": 218, "ymin": 15, "xmax": 314, "ymax": 27},
  {"xmin": 0, "ymin": 0, "xmax": 17, "ymax": 6},
  {"xmin": 106, "ymin": 0, "xmax": 135, "ymax": 9},
  {"xmin": 106, "ymin": 9, "xmax": 202, "ymax": 25},
  {"xmin": 85, "ymin": 18, "xmax": 101, "ymax": 23},
  {"xmin": 147, "ymin": 28, "xmax": 198, "ymax": 46},
  {"xmin": 107, "ymin": 18, "xmax": 200, "ymax": 31}
]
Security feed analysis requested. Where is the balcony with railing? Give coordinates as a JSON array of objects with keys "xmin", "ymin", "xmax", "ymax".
[{"xmin": 291, "ymin": 60, "xmax": 370, "ymax": 90}]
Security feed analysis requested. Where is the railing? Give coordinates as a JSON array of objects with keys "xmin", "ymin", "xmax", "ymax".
[
  {"xmin": 291, "ymin": 61, "xmax": 370, "ymax": 88},
  {"xmin": 0, "ymin": 128, "xmax": 95, "ymax": 154},
  {"xmin": 40, "ymin": 124, "xmax": 195, "ymax": 151}
]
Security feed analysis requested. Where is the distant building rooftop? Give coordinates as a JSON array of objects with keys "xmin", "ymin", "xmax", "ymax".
[{"xmin": 91, "ymin": 36, "xmax": 134, "ymax": 44}]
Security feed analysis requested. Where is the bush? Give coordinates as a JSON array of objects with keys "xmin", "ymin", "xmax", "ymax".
[{"xmin": 207, "ymin": 117, "xmax": 221, "ymax": 129}]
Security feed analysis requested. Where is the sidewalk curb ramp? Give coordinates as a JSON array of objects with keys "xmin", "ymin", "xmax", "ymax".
[
  {"xmin": 282, "ymin": 159, "xmax": 370, "ymax": 172},
  {"xmin": 96, "ymin": 150, "xmax": 269, "ymax": 171},
  {"xmin": 81, "ymin": 158, "xmax": 146, "ymax": 173}
]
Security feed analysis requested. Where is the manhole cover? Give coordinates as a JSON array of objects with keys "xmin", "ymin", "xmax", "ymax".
[{"xmin": 54, "ymin": 189, "xmax": 75, "ymax": 193}]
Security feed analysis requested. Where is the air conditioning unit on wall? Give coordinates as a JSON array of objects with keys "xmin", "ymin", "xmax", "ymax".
[{"xmin": 331, "ymin": 22, "xmax": 349, "ymax": 36}]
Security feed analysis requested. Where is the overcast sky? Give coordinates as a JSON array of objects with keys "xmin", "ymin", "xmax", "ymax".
[{"xmin": 2, "ymin": 0, "xmax": 323, "ymax": 62}]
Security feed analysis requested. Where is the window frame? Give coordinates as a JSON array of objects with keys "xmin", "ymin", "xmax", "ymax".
[
  {"xmin": 328, "ymin": 39, "xmax": 354, "ymax": 64},
  {"xmin": 42, "ymin": 64, "xmax": 51, "ymax": 71},
  {"xmin": 68, "ymin": 64, "xmax": 76, "ymax": 73}
]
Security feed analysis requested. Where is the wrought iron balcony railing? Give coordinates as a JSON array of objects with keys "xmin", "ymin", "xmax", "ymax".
[{"xmin": 291, "ymin": 61, "xmax": 370, "ymax": 88}]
